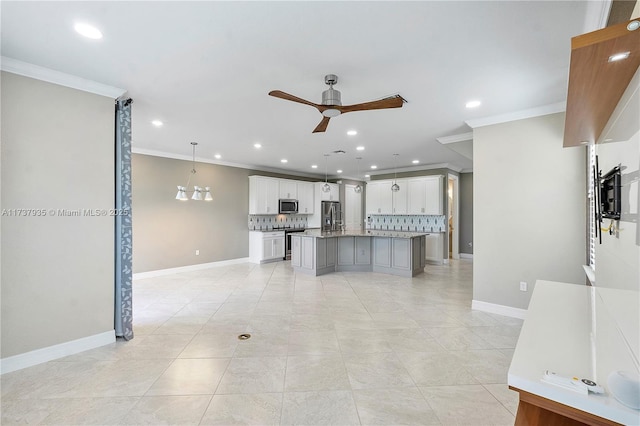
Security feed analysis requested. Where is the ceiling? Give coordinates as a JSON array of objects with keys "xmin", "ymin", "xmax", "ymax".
[{"xmin": 1, "ymin": 1, "xmax": 603, "ymax": 180}]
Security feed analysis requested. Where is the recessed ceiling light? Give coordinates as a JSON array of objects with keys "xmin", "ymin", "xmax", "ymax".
[
  {"xmin": 311, "ymin": 164, "xmax": 318, "ymax": 169},
  {"xmin": 151, "ymin": 120, "xmax": 163, "ymax": 127},
  {"xmin": 74, "ymin": 22, "xmax": 103, "ymax": 39},
  {"xmin": 281, "ymin": 159, "xmax": 288, "ymax": 163},
  {"xmin": 371, "ymin": 165, "xmax": 377, "ymax": 169},
  {"xmin": 412, "ymin": 160, "xmax": 419, "ymax": 164},
  {"xmin": 608, "ymin": 51, "xmax": 630, "ymax": 62},
  {"xmin": 347, "ymin": 130, "xmax": 358, "ymax": 136},
  {"xmin": 365, "ymin": 174, "xmax": 370, "ymax": 178},
  {"xmin": 628, "ymin": 20, "xmax": 640, "ymax": 31},
  {"xmin": 356, "ymin": 146, "xmax": 365, "ymax": 151},
  {"xmin": 253, "ymin": 143, "xmax": 262, "ymax": 149},
  {"xmin": 214, "ymin": 154, "xmax": 222, "ymax": 159},
  {"xmin": 337, "ymin": 170, "xmax": 343, "ymax": 173},
  {"xmin": 465, "ymin": 100, "xmax": 481, "ymax": 109}
]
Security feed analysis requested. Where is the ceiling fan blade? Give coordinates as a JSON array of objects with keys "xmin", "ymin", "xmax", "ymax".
[
  {"xmin": 338, "ymin": 95, "xmax": 405, "ymax": 114},
  {"xmin": 268, "ymin": 90, "xmax": 321, "ymax": 109},
  {"xmin": 312, "ymin": 116, "xmax": 330, "ymax": 133}
]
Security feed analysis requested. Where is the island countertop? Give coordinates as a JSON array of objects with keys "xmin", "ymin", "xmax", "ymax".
[{"xmin": 299, "ymin": 229, "xmax": 429, "ymax": 239}]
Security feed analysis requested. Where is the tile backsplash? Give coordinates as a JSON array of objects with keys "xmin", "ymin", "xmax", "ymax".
[
  {"xmin": 367, "ymin": 214, "xmax": 446, "ymax": 232},
  {"xmin": 248, "ymin": 214, "xmax": 308, "ymax": 230}
]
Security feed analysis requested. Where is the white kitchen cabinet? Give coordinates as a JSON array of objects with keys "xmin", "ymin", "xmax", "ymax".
[
  {"xmin": 279, "ymin": 180, "xmax": 297, "ymax": 200},
  {"xmin": 406, "ymin": 176, "xmax": 443, "ymax": 215},
  {"xmin": 297, "ymin": 181, "xmax": 314, "ymax": 214},
  {"xmin": 249, "ymin": 230, "xmax": 284, "ymax": 263},
  {"xmin": 317, "ymin": 182, "xmax": 339, "ymax": 201},
  {"xmin": 407, "ymin": 178, "xmax": 428, "ymax": 214},
  {"xmin": 391, "ymin": 179, "xmax": 407, "ymax": 214},
  {"xmin": 366, "ymin": 181, "xmax": 392, "ymax": 215},
  {"xmin": 424, "ymin": 176, "xmax": 443, "ymax": 215},
  {"xmin": 425, "ymin": 233, "xmax": 444, "ymax": 264},
  {"xmin": 249, "ymin": 176, "xmax": 279, "ymax": 214}
]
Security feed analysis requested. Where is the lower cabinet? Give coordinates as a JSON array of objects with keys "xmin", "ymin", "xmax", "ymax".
[
  {"xmin": 425, "ymin": 233, "xmax": 444, "ymax": 264},
  {"xmin": 249, "ymin": 231, "xmax": 284, "ymax": 264},
  {"xmin": 337, "ymin": 237, "xmax": 372, "ymax": 270},
  {"xmin": 292, "ymin": 235, "xmax": 336, "ymax": 274},
  {"xmin": 292, "ymin": 234, "xmax": 425, "ymax": 277}
]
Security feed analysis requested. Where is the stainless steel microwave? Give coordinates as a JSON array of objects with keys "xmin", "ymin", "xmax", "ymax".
[{"xmin": 279, "ymin": 199, "xmax": 298, "ymax": 214}]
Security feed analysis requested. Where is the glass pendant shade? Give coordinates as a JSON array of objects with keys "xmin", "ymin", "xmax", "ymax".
[
  {"xmin": 176, "ymin": 186, "xmax": 188, "ymax": 201},
  {"xmin": 354, "ymin": 185, "xmax": 362, "ymax": 193},
  {"xmin": 322, "ymin": 183, "xmax": 331, "ymax": 193},
  {"xmin": 391, "ymin": 183, "xmax": 400, "ymax": 192},
  {"xmin": 204, "ymin": 187, "xmax": 213, "ymax": 201}
]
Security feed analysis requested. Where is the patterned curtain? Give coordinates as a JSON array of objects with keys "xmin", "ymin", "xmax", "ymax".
[{"xmin": 115, "ymin": 98, "xmax": 133, "ymax": 340}]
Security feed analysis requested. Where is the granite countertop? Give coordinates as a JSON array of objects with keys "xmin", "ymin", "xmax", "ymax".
[{"xmin": 298, "ymin": 229, "xmax": 429, "ymax": 239}]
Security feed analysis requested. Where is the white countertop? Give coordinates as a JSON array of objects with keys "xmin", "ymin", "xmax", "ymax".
[
  {"xmin": 296, "ymin": 229, "xmax": 429, "ymax": 239},
  {"xmin": 508, "ymin": 280, "xmax": 640, "ymax": 424}
]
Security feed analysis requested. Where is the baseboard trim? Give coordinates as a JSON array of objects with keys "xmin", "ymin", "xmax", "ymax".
[
  {"xmin": 472, "ymin": 300, "xmax": 527, "ymax": 320},
  {"xmin": 0, "ymin": 330, "xmax": 115, "ymax": 375},
  {"xmin": 460, "ymin": 253, "xmax": 473, "ymax": 259},
  {"xmin": 133, "ymin": 257, "xmax": 250, "ymax": 280}
]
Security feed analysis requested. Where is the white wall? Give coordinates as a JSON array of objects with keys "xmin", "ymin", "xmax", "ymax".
[
  {"xmin": 594, "ymin": 138, "xmax": 639, "ymax": 290},
  {"xmin": 473, "ymin": 112, "xmax": 586, "ymax": 310},
  {"xmin": 1, "ymin": 72, "xmax": 115, "ymax": 358}
]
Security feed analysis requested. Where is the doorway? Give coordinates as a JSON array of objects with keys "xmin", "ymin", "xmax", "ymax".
[{"xmin": 448, "ymin": 175, "xmax": 460, "ymax": 260}]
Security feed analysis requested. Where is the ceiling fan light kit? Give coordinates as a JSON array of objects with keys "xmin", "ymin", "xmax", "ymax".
[{"xmin": 269, "ymin": 74, "xmax": 405, "ymax": 133}]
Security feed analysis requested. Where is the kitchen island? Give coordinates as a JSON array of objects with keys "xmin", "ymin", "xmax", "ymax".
[{"xmin": 290, "ymin": 229, "xmax": 427, "ymax": 277}]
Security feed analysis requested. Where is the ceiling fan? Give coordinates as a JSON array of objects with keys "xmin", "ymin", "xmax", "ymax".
[{"xmin": 269, "ymin": 74, "xmax": 406, "ymax": 133}]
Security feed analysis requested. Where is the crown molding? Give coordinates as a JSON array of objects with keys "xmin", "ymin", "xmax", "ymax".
[
  {"xmin": 132, "ymin": 147, "xmax": 325, "ymax": 180},
  {"xmin": 365, "ymin": 162, "xmax": 463, "ymax": 178},
  {"xmin": 464, "ymin": 102, "xmax": 566, "ymax": 129},
  {"xmin": 1, "ymin": 56, "xmax": 126, "ymax": 99},
  {"xmin": 436, "ymin": 132, "xmax": 473, "ymax": 144}
]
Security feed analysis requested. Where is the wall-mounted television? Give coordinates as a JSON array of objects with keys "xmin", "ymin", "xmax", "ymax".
[{"xmin": 600, "ymin": 166, "xmax": 621, "ymax": 220}]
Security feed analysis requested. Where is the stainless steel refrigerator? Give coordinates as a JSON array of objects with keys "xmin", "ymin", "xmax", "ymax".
[{"xmin": 321, "ymin": 201, "xmax": 342, "ymax": 231}]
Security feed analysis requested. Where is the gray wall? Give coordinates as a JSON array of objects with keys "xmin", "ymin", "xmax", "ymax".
[
  {"xmin": 1, "ymin": 72, "xmax": 115, "ymax": 358},
  {"xmin": 459, "ymin": 172, "xmax": 473, "ymax": 255},
  {"xmin": 473, "ymin": 113, "xmax": 586, "ymax": 310},
  {"xmin": 132, "ymin": 154, "xmax": 320, "ymax": 273}
]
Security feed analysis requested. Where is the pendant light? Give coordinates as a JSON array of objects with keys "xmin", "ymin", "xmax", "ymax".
[
  {"xmin": 391, "ymin": 153, "xmax": 400, "ymax": 192},
  {"xmin": 354, "ymin": 157, "xmax": 362, "ymax": 193},
  {"xmin": 322, "ymin": 154, "xmax": 331, "ymax": 193},
  {"xmin": 175, "ymin": 142, "xmax": 213, "ymax": 201}
]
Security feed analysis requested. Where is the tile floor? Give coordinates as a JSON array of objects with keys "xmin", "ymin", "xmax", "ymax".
[{"xmin": 1, "ymin": 259, "xmax": 523, "ymax": 425}]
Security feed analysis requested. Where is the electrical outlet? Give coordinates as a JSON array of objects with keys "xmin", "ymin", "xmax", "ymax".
[
  {"xmin": 519, "ymin": 281, "xmax": 527, "ymax": 292},
  {"xmin": 195, "ymin": 250, "xmax": 200, "ymax": 256}
]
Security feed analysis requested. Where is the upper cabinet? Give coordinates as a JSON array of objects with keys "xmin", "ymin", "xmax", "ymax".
[
  {"xmin": 563, "ymin": 18, "xmax": 640, "ymax": 147},
  {"xmin": 249, "ymin": 176, "xmax": 279, "ymax": 214},
  {"xmin": 249, "ymin": 176, "xmax": 316, "ymax": 215},
  {"xmin": 317, "ymin": 182, "xmax": 339, "ymax": 201},
  {"xmin": 391, "ymin": 182, "xmax": 407, "ymax": 214},
  {"xmin": 366, "ymin": 181, "xmax": 392, "ymax": 215},
  {"xmin": 297, "ymin": 181, "xmax": 314, "ymax": 214},
  {"xmin": 367, "ymin": 176, "xmax": 442, "ymax": 216},
  {"xmin": 279, "ymin": 180, "xmax": 297, "ymax": 199},
  {"xmin": 423, "ymin": 176, "xmax": 443, "ymax": 215}
]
